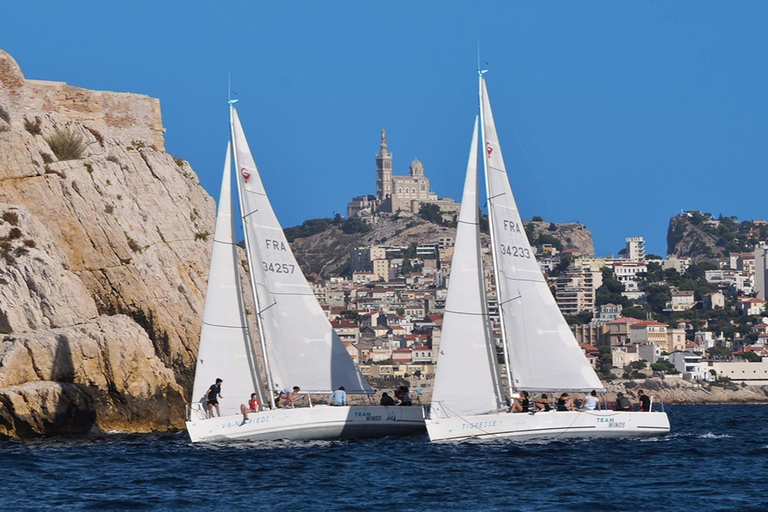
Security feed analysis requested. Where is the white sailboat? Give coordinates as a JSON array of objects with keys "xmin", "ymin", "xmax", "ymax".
[
  {"xmin": 186, "ymin": 104, "xmax": 425, "ymax": 442},
  {"xmin": 426, "ymin": 74, "xmax": 670, "ymax": 441}
]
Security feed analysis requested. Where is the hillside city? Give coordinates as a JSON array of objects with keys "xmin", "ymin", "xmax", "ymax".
[{"xmin": 300, "ymin": 133, "xmax": 768, "ymax": 394}]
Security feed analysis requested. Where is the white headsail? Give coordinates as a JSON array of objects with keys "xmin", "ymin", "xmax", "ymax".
[
  {"xmin": 230, "ymin": 107, "xmax": 373, "ymax": 394},
  {"xmin": 479, "ymin": 77, "xmax": 605, "ymax": 393},
  {"xmin": 192, "ymin": 142, "xmax": 262, "ymax": 415},
  {"xmin": 431, "ymin": 118, "xmax": 505, "ymax": 418}
]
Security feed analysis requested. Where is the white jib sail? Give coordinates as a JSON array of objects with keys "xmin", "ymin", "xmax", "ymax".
[
  {"xmin": 192, "ymin": 142, "xmax": 262, "ymax": 415},
  {"xmin": 480, "ymin": 77, "xmax": 604, "ymax": 393},
  {"xmin": 230, "ymin": 107, "xmax": 373, "ymax": 394},
  {"xmin": 431, "ymin": 117, "xmax": 505, "ymax": 419}
]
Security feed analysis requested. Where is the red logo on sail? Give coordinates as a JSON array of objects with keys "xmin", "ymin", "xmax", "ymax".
[
  {"xmin": 486, "ymin": 142, "xmax": 493, "ymax": 157},
  {"xmin": 241, "ymin": 167, "xmax": 251, "ymax": 182}
]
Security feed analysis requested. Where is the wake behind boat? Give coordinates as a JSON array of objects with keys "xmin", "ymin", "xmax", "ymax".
[
  {"xmin": 425, "ymin": 74, "xmax": 669, "ymax": 442},
  {"xmin": 186, "ymin": 104, "xmax": 424, "ymax": 442}
]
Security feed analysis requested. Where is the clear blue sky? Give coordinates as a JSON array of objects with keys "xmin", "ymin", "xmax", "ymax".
[{"xmin": 4, "ymin": 2, "xmax": 768, "ymax": 256}]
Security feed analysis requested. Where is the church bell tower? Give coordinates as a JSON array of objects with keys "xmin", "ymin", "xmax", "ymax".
[{"xmin": 376, "ymin": 129, "xmax": 392, "ymax": 201}]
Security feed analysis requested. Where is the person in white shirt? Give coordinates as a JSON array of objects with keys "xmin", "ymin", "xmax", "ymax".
[{"xmin": 582, "ymin": 390, "xmax": 600, "ymax": 410}]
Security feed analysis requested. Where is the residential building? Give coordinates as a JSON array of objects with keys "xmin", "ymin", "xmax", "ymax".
[
  {"xmin": 625, "ymin": 236, "xmax": 646, "ymax": 261},
  {"xmin": 670, "ymin": 352, "xmax": 708, "ymax": 381},
  {"xmin": 602, "ymin": 317, "xmax": 642, "ymax": 348},
  {"xmin": 702, "ymin": 292, "xmax": 725, "ymax": 310},
  {"xmin": 555, "ymin": 262, "xmax": 603, "ymax": 315},
  {"xmin": 736, "ymin": 297, "xmax": 767, "ymax": 316},
  {"xmin": 612, "ymin": 261, "xmax": 647, "ymax": 292},
  {"xmin": 637, "ymin": 343, "xmax": 660, "ymax": 364},
  {"xmin": 612, "ymin": 346, "xmax": 639, "ymax": 367},
  {"xmin": 705, "ymin": 269, "xmax": 753, "ymax": 294},
  {"xmin": 667, "ymin": 290, "xmax": 695, "ymax": 312}
]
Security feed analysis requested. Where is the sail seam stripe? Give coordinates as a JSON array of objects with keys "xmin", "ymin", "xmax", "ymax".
[
  {"xmin": 202, "ymin": 322, "xmax": 247, "ymax": 329},
  {"xmin": 444, "ymin": 309, "xmax": 489, "ymax": 316},
  {"xmin": 458, "ymin": 220, "xmax": 479, "ymax": 226},
  {"xmin": 499, "ymin": 275, "xmax": 546, "ymax": 284},
  {"xmin": 242, "ymin": 210, "xmax": 260, "ymax": 220},
  {"xmin": 213, "ymin": 239, "xmax": 238, "ymax": 246}
]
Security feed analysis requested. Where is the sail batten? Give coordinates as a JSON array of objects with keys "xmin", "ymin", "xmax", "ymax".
[{"xmin": 480, "ymin": 77, "xmax": 605, "ymax": 393}]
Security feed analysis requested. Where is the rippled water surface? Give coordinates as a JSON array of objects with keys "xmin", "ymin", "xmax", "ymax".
[{"xmin": 3, "ymin": 404, "xmax": 767, "ymax": 511}]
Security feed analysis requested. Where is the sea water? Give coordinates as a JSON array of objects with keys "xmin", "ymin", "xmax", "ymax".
[{"xmin": 2, "ymin": 404, "xmax": 767, "ymax": 511}]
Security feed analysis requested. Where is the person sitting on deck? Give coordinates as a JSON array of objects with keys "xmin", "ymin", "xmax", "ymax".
[
  {"xmin": 638, "ymin": 389, "xmax": 651, "ymax": 412},
  {"xmin": 396, "ymin": 385, "xmax": 412, "ymax": 406},
  {"xmin": 380, "ymin": 392, "xmax": 396, "ymax": 406},
  {"xmin": 240, "ymin": 393, "xmax": 261, "ymax": 423},
  {"xmin": 328, "ymin": 386, "xmax": 347, "ymax": 406},
  {"xmin": 278, "ymin": 386, "xmax": 300, "ymax": 408},
  {"xmin": 556, "ymin": 393, "xmax": 575, "ymax": 411},
  {"xmin": 615, "ymin": 392, "xmax": 632, "ymax": 411},
  {"xmin": 536, "ymin": 394, "xmax": 552, "ymax": 412},
  {"xmin": 509, "ymin": 391, "xmax": 530, "ymax": 413},
  {"xmin": 582, "ymin": 390, "xmax": 600, "ymax": 411}
]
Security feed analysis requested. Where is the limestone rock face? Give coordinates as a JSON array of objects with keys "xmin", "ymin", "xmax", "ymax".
[
  {"xmin": 0, "ymin": 49, "xmax": 213, "ymax": 438},
  {"xmin": 0, "ymin": 382, "xmax": 96, "ymax": 439}
]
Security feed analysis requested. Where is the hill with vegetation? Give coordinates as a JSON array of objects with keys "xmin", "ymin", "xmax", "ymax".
[
  {"xmin": 287, "ymin": 210, "xmax": 594, "ymax": 277},
  {"xmin": 667, "ymin": 211, "xmax": 768, "ymax": 261}
]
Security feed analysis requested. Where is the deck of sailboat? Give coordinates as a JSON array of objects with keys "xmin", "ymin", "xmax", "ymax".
[
  {"xmin": 426, "ymin": 409, "xmax": 670, "ymax": 442},
  {"xmin": 186, "ymin": 405, "xmax": 425, "ymax": 442}
]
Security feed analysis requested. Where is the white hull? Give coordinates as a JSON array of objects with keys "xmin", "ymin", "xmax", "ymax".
[
  {"xmin": 186, "ymin": 405, "xmax": 425, "ymax": 443},
  {"xmin": 426, "ymin": 409, "xmax": 670, "ymax": 442}
]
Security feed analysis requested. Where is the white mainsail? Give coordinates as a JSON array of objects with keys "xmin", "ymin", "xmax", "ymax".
[
  {"xmin": 192, "ymin": 142, "xmax": 262, "ymax": 415},
  {"xmin": 479, "ymin": 77, "xmax": 605, "ymax": 393},
  {"xmin": 229, "ymin": 107, "xmax": 373, "ymax": 394},
  {"xmin": 431, "ymin": 118, "xmax": 504, "ymax": 419}
]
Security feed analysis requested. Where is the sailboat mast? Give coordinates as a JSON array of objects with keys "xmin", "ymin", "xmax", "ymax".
[
  {"xmin": 478, "ymin": 73, "xmax": 515, "ymax": 398},
  {"xmin": 229, "ymin": 103, "xmax": 277, "ymax": 409}
]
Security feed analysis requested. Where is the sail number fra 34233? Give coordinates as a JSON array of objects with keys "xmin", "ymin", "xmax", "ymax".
[{"xmin": 500, "ymin": 245, "xmax": 531, "ymax": 259}]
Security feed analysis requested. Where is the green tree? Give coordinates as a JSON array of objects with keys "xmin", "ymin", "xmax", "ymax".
[
  {"xmin": 737, "ymin": 351, "xmax": 761, "ymax": 362},
  {"xmin": 595, "ymin": 267, "xmax": 632, "ymax": 308},
  {"xmin": 418, "ymin": 203, "xmax": 443, "ymax": 224}
]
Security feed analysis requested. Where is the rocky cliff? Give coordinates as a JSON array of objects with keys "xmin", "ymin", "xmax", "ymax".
[
  {"xmin": 0, "ymin": 50, "xmax": 214, "ymax": 439},
  {"xmin": 666, "ymin": 212, "xmax": 767, "ymax": 261}
]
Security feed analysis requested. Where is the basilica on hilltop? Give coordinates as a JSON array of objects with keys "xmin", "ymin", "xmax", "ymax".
[{"xmin": 347, "ymin": 130, "xmax": 458, "ymax": 219}]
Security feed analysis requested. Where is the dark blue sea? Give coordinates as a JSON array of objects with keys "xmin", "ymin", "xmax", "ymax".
[{"xmin": 2, "ymin": 404, "xmax": 766, "ymax": 511}]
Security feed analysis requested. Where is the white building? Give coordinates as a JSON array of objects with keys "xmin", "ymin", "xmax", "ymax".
[
  {"xmin": 670, "ymin": 352, "xmax": 708, "ymax": 381},
  {"xmin": 626, "ymin": 236, "xmax": 646, "ymax": 261},
  {"xmin": 708, "ymin": 358, "xmax": 768, "ymax": 385}
]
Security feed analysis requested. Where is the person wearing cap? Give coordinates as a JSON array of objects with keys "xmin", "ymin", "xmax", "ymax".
[{"xmin": 615, "ymin": 392, "xmax": 632, "ymax": 411}]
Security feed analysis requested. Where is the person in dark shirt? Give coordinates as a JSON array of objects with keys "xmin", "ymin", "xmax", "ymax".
[
  {"xmin": 638, "ymin": 390, "xmax": 651, "ymax": 412},
  {"xmin": 556, "ymin": 393, "xmax": 575, "ymax": 411},
  {"xmin": 615, "ymin": 392, "xmax": 632, "ymax": 411},
  {"xmin": 510, "ymin": 391, "xmax": 530, "ymax": 413},
  {"xmin": 206, "ymin": 378, "xmax": 223, "ymax": 418},
  {"xmin": 397, "ymin": 386, "xmax": 412, "ymax": 406},
  {"xmin": 536, "ymin": 394, "xmax": 552, "ymax": 412},
  {"xmin": 380, "ymin": 392, "xmax": 396, "ymax": 406}
]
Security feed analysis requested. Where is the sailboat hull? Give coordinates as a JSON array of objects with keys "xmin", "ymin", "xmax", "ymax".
[
  {"xmin": 426, "ymin": 409, "xmax": 670, "ymax": 442},
  {"xmin": 186, "ymin": 405, "xmax": 425, "ymax": 443}
]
